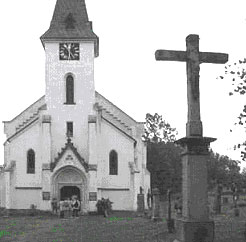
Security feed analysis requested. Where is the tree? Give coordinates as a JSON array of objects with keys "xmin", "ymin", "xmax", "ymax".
[
  {"xmin": 147, "ymin": 142, "xmax": 182, "ymax": 195},
  {"xmin": 207, "ymin": 150, "xmax": 241, "ymax": 190},
  {"xmin": 240, "ymin": 167, "xmax": 246, "ymax": 190},
  {"xmin": 142, "ymin": 113, "xmax": 177, "ymax": 143},
  {"xmin": 219, "ymin": 59, "xmax": 246, "ymax": 161},
  {"xmin": 143, "ymin": 113, "xmax": 181, "ymax": 196}
]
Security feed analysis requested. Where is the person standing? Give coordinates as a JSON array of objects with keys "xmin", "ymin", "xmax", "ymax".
[
  {"xmin": 59, "ymin": 200, "xmax": 64, "ymax": 218},
  {"xmin": 62, "ymin": 198, "xmax": 70, "ymax": 219},
  {"xmin": 51, "ymin": 198, "xmax": 58, "ymax": 214},
  {"xmin": 72, "ymin": 195, "xmax": 80, "ymax": 218}
]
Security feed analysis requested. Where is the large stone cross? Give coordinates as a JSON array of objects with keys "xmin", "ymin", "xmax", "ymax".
[{"xmin": 155, "ymin": 34, "xmax": 228, "ymax": 137}]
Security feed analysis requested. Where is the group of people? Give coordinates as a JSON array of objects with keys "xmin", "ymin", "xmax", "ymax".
[{"xmin": 51, "ymin": 195, "xmax": 81, "ymax": 218}]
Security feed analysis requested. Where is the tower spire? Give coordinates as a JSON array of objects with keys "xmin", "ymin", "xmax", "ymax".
[{"xmin": 40, "ymin": 0, "xmax": 99, "ymax": 57}]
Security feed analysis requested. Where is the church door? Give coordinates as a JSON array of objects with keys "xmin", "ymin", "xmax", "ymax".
[{"xmin": 60, "ymin": 186, "xmax": 81, "ymax": 200}]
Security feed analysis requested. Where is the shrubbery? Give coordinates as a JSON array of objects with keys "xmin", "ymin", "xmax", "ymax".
[{"xmin": 96, "ymin": 198, "xmax": 113, "ymax": 215}]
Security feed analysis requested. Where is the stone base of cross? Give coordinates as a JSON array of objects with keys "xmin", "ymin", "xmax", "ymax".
[{"xmin": 174, "ymin": 136, "xmax": 216, "ymax": 242}]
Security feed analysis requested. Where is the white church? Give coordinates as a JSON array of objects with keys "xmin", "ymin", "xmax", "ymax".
[{"xmin": 0, "ymin": 0, "xmax": 150, "ymax": 212}]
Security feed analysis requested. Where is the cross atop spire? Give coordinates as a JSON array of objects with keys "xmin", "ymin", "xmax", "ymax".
[{"xmin": 41, "ymin": 0, "xmax": 99, "ymax": 57}]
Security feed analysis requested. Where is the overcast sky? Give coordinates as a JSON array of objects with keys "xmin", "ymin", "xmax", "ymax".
[{"xmin": 0, "ymin": 0, "xmax": 245, "ymax": 166}]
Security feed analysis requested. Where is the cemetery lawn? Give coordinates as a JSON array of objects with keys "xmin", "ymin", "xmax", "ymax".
[{"xmin": 0, "ymin": 211, "xmax": 175, "ymax": 242}]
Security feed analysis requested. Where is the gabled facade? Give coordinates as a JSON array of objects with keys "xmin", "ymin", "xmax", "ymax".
[{"xmin": 0, "ymin": 0, "xmax": 150, "ymax": 212}]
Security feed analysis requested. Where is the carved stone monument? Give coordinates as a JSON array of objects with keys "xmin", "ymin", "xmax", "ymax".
[{"xmin": 155, "ymin": 34, "xmax": 228, "ymax": 242}]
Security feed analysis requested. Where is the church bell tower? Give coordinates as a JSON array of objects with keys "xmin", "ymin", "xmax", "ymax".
[{"xmin": 40, "ymin": 0, "xmax": 99, "ymax": 160}]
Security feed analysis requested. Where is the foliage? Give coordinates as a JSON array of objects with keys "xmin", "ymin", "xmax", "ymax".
[
  {"xmin": 147, "ymin": 141, "xmax": 182, "ymax": 195},
  {"xmin": 96, "ymin": 198, "xmax": 113, "ymax": 215},
  {"xmin": 219, "ymin": 59, "xmax": 246, "ymax": 161},
  {"xmin": 207, "ymin": 151, "xmax": 241, "ymax": 190},
  {"xmin": 240, "ymin": 167, "xmax": 246, "ymax": 189},
  {"xmin": 143, "ymin": 113, "xmax": 181, "ymax": 196},
  {"xmin": 30, "ymin": 204, "xmax": 37, "ymax": 209},
  {"xmin": 142, "ymin": 113, "xmax": 177, "ymax": 143},
  {"xmin": 29, "ymin": 204, "xmax": 37, "ymax": 216},
  {"xmin": 144, "ymin": 113, "xmax": 243, "ymax": 196}
]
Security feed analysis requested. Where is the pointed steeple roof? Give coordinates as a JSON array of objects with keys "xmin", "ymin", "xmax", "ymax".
[{"xmin": 41, "ymin": 0, "xmax": 99, "ymax": 57}]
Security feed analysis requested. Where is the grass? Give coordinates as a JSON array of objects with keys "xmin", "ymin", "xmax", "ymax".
[
  {"xmin": 1, "ymin": 205, "xmax": 245, "ymax": 242},
  {"xmin": 0, "ymin": 211, "xmax": 174, "ymax": 242}
]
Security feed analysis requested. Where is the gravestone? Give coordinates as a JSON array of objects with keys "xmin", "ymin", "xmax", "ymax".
[
  {"xmin": 147, "ymin": 189, "xmax": 152, "ymax": 209},
  {"xmin": 151, "ymin": 188, "xmax": 161, "ymax": 221},
  {"xmin": 137, "ymin": 186, "xmax": 145, "ymax": 213},
  {"xmin": 155, "ymin": 34, "xmax": 228, "ymax": 242},
  {"xmin": 167, "ymin": 189, "xmax": 175, "ymax": 233},
  {"xmin": 214, "ymin": 183, "xmax": 222, "ymax": 214}
]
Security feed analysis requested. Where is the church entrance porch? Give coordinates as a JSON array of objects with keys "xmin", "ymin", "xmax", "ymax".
[
  {"xmin": 60, "ymin": 186, "xmax": 81, "ymax": 201},
  {"xmin": 52, "ymin": 166, "xmax": 88, "ymax": 211}
]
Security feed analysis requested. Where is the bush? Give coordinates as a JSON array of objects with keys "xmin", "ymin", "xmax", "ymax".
[
  {"xmin": 30, "ymin": 204, "xmax": 37, "ymax": 216},
  {"xmin": 96, "ymin": 198, "xmax": 113, "ymax": 215}
]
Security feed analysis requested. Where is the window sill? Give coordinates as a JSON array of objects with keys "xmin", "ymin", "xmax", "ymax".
[{"xmin": 64, "ymin": 102, "xmax": 76, "ymax": 105}]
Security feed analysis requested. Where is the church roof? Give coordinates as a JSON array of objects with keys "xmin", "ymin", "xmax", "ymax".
[
  {"xmin": 3, "ymin": 92, "xmax": 144, "ymax": 143},
  {"xmin": 40, "ymin": 0, "xmax": 99, "ymax": 57}
]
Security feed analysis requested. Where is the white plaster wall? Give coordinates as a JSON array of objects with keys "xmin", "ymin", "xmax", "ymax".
[
  {"xmin": 40, "ymin": 170, "xmax": 52, "ymax": 210},
  {"xmin": 138, "ymin": 140, "xmax": 150, "ymax": 209},
  {"xmin": 15, "ymin": 189, "xmax": 41, "ymax": 209},
  {"xmin": 4, "ymin": 142, "xmax": 10, "ymax": 166},
  {"xmin": 10, "ymin": 170, "xmax": 17, "ymax": 208},
  {"xmin": 45, "ymin": 42, "xmax": 95, "ymax": 163},
  {"xmin": 7, "ymin": 122, "xmax": 42, "ymax": 187},
  {"xmin": 0, "ymin": 172, "xmax": 6, "ymax": 207},
  {"xmin": 97, "ymin": 120, "xmax": 134, "ymax": 188},
  {"xmin": 101, "ymin": 190, "xmax": 131, "ymax": 210}
]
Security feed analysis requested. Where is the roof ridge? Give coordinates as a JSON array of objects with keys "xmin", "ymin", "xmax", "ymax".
[
  {"xmin": 3, "ymin": 95, "xmax": 45, "ymax": 123},
  {"xmin": 95, "ymin": 91, "xmax": 138, "ymax": 124}
]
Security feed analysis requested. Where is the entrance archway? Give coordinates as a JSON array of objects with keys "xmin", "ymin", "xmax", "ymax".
[
  {"xmin": 52, "ymin": 166, "xmax": 87, "ymax": 210},
  {"xmin": 60, "ymin": 186, "xmax": 81, "ymax": 201}
]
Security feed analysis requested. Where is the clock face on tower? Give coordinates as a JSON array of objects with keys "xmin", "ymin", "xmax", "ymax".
[{"xmin": 59, "ymin": 43, "xmax": 80, "ymax": 60}]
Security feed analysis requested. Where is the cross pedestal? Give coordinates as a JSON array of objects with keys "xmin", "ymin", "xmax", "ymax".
[{"xmin": 174, "ymin": 137, "xmax": 215, "ymax": 242}]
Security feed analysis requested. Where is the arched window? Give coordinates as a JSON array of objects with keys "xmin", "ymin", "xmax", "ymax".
[
  {"xmin": 109, "ymin": 150, "xmax": 118, "ymax": 175},
  {"xmin": 27, "ymin": 149, "xmax": 35, "ymax": 174},
  {"xmin": 66, "ymin": 75, "xmax": 74, "ymax": 104}
]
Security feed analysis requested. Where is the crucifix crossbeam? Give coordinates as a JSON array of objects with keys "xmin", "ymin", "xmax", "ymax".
[
  {"xmin": 155, "ymin": 34, "xmax": 228, "ymax": 137},
  {"xmin": 156, "ymin": 50, "xmax": 228, "ymax": 64}
]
